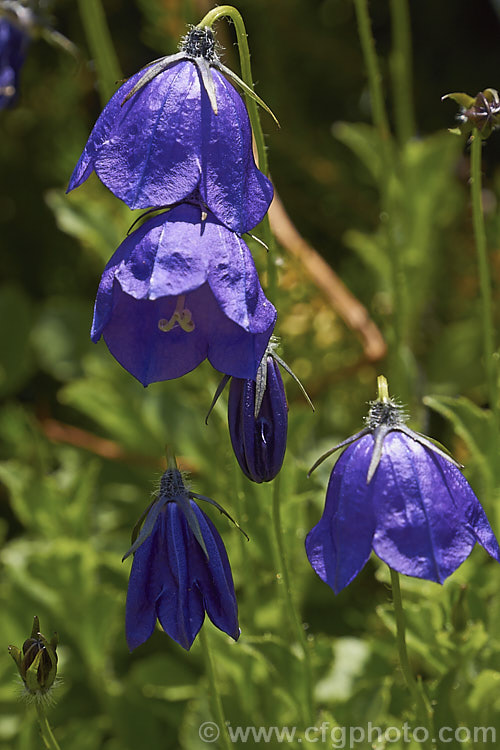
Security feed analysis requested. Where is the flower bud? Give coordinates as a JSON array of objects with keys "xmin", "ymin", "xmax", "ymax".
[
  {"xmin": 9, "ymin": 616, "xmax": 58, "ymax": 697},
  {"xmin": 228, "ymin": 354, "xmax": 288, "ymax": 483}
]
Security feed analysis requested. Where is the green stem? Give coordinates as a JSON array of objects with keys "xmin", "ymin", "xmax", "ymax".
[
  {"xmin": 389, "ymin": 0, "xmax": 415, "ymax": 145},
  {"xmin": 271, "ymin": 476, "xmax": 314, "ymax": 725},
  {"xmin": 390, "ymin": 569, "xmax": 435, "ymax": 749},
  {"xmin": 197, "ymin": 5, "xmax": 277, "ymax": 301},
  {"xmin": 470, "ymin": 131, "xmax": 499, "ymax": 419},
  {"xmin": 77, "ymin": 0, "xmax": 122, "ymax": 107},
  {"xmin": 353, "ymin": 0, "xmax": 408, "ymax": 401},
  {"xmin": 35, "ymin": 703, "xmax": 61, "ymax": 750},
  {"xmin": 199, "ymin": 627, "xmax": 232, "ymax": 750}
]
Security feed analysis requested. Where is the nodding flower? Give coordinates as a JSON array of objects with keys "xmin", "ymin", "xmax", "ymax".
[
  {"xmin": 91, "ymin": 203, "xmax": 276, "ymax": 385},
  {"xmin": 68, "ymin": 26, "xmax": 275, "ymax": 234},
  {"xmin": 124, "ymin": 455, "xmax": 241, "ymax": 651},
  {"xmin": 306, "ymin": 376, "xmax": 500, "ymax": 593}
]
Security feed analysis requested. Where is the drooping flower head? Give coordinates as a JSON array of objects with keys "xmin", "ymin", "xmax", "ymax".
[
  {"xmin": 92, "ymin": 203, "xmax": 276, "ymax": 385},
  {"xmin": 306, "ymin": 376, "xmax": 500, "ymax": 594},
  {"xmin": 0, "ymin": 13, "xmax": 30, "ymax": 109},
  {"xmin": 124, "ymin": 454, "xmax": 240, "ymax": 651},
  {"xmin": 67, "ymin": 26, "xmax": 275, "ymax": 234}
]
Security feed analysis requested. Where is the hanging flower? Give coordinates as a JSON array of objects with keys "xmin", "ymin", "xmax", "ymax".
[
  {"xmin": 0, "ymin": 15, "xmax": 29, "ymax": 109},
  {"xmin": 124, "ymin": 457, "xmax": 240, "ymax": 651},
  {"xmin": 92, "ymin": 202, "xmax": 276, "ymax": 385},
  {"xmin": 306, "ymin": 377, "xmax": 500, "ymax": 593},
  {"xmin": 67, "ymin": 26, "xmax": 275, "ymax": 234}
]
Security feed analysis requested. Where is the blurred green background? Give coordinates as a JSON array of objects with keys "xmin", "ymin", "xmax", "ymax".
[{"xmin": 2, "ymin": 0, "xmax": 500, "ymax": 748}]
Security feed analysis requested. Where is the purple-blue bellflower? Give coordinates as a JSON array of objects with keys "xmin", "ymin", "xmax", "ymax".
[
  {"xmin": 306, "ymin": 377, "xmax": 500, "ymax": 593},
  {"xmin": 124, "ymin": 460, "xmax": 240, "ymax": 651},
  {"xmin": 91, "ymin": 203, "xmax": 276, "ymax": 385},
  {"xmin": 67, "ymin": 26, "xmax": 274, "ymax": 234}
]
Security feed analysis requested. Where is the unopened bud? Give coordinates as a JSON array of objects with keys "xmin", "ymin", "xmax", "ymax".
[{"xmin": 9, "ymin": 616, "xmax": 58, "ymax": 697}]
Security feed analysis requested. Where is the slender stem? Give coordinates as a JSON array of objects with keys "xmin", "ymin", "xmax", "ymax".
[
  {"xmin": 389, "ymin": 0, "xmax": 415, "ymax": 145},
  {"xmin": 77, "ymin": 0, "xmax": 122, "ymax": 107},
  {"xmin": 197, "ymin": 5, "xmax": 277, "ymax": 301},
  {"xmin": 271, "ymin": 476, "xmax": 314, "ymax": 725},
  {"xmin": 35, "ymin": 703, "xmax": 61, "ymax": 750},
  {"xmin": 390, "ymin": 569, "xmax": 435, "ymax": 749},
  {"xmin": 199, "ymin": 627, "xmax": 232, "ymax": 750},
  {"xmin": 470, "ymin": 131, "xmax": 499, "ymax": 419},
  {"xmin": 353, "ymin": 0, "xmax": 408, "ymax": 401}
]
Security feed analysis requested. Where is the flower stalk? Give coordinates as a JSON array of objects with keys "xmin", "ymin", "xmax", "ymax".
[
  {"xmin": 353, "ymin": 0, "xmax": 408, "ymax": 401},
  {"xmin": 35, "ymin": 703, "xmax": 62, "ymax": 750},
  {"xmin": 389, "ymin": 569, "xmax": 435, "ymax": 749},
  {"xmin": 199, "ymin": 627, "xmax": 232, "ymax": 750},
  {"xmin": 470, "ymin": 130, "xmax": 499, "ymax": 421},
  {"xmin": 271, "ymin": 476, "xmax": 314, "ymax": 725}
]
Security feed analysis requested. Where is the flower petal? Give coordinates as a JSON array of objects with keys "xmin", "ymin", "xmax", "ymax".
[
  {"xmin": 155, "ymin": 505, "xmax": 205, "ymax": 650},
  {"xmin": 431, "ymin": 451, "xmax": 500, "ymax": 563},
  {"xmin": 200, "ymin": 70, "xmax": 274, "ymax": 233},
  {"xmin": 305, "ymin": 435, "xmax": 376, "ymax": 594},
  {"xmin": 190, "ymin": 503, "xmax": 239, "ymax": 641},
  {"xmin": 125, "ymin": 516, "xmax": 166, "ymax": 651},
  {"xmin": 372, "ymin": 433, "xmax": 477, "ymax": 583},
  {"xmin": 69, "ymin": 61, "xmax": 203, "ymax": 208}
]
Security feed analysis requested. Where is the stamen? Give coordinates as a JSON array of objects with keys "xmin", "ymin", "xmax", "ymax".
[{"xmin": 158, "ymin": 295, "xmax": 195, "ymax": 333}]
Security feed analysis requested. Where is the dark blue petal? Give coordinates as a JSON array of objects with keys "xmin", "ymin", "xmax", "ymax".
[
  {"xmin": 431, "ymin": 450, "xmax": 500, "ymax": 563},
  {"xmin": 228, "ymin": 357, "xmax": 288, "ymax": 483},
  {"xmin": 155, "ymin": 505, "xmax": 206, "ymax": 650},
  {"xmin": 68, "ymin": 62, "xmax": 202, "ymax": 208},
  {"xmin": 200, "ymin": 70, "xmax": 274, "ymax": 233},
  {"xmin": 371, "ymin": 432, "xmax": 477, "ymax": 583},
  {"xmin": 125, "ymin": 514, "xmax": 166, "ymax": 651},
  {"xmin": 305, "ymin": 435, "xmax": 376, "ymax": 593},
  {"xmin": 190, "ymin": 503, "xmax": 239, "ymax": 641}
]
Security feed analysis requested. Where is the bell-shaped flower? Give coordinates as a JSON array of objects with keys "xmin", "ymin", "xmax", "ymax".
[
  {"xmin": 124, "ymin": 459, "xmax": 240, "ymax": 650},
  {"xmin": 67, "ymin": 26, "xmax": 275, "ymax": 234},
  {"xmin": 91, "ymin": 203, "xmax": 276, "ymax": 385},
  {"xmin": 0, "ymin": 15, "xmax": 29, "ymax": 109},
  {"xmin": 306, "ymin": 376, "xmax": 500, "ymax": 593}
]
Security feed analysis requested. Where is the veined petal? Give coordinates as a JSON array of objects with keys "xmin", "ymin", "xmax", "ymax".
[
  {"xmin": 69, "ymin": 62, "xmax": 203, "ymax": 208},
  {"xmin": 125, "ymin": 516, "xmax": 166, "ymax": 651},
  {"xmin": 200, "ymin": 70, "xmax": 274, "ymax": 233},
  {"xmin": 431, "ymin": 451, "xmax": 500, "ymax": 563},
  {"xmin": 372, "ymin": 433, "xmax": 477, "ymax": 583},
  {"xmin": 190, "ymin": 503, "xmax": 239, "ymax": 641},
  {"xmin": 155, "ymin": 505, "xmax": 205, "ymax": 650},
  {"xmin": 305, "ymin": 435, "xmax": 376, "ymax": 594}
]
